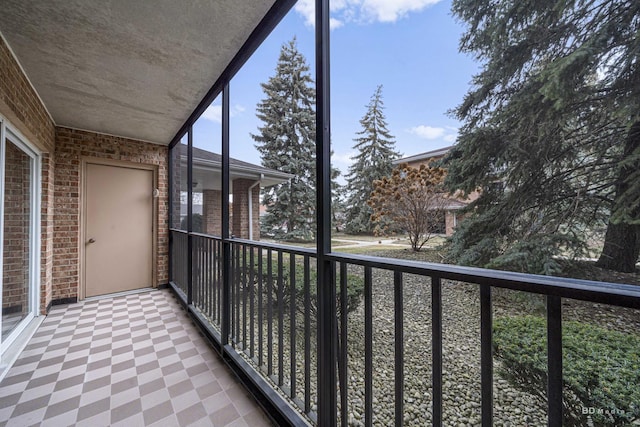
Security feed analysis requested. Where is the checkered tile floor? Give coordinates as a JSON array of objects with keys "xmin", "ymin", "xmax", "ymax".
[{"xmin": 0, "ymin": 289, "xmax": 273, "ymax": 426}]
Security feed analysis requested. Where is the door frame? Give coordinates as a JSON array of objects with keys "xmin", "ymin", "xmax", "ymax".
[
  {"xmin": 0, "ymin": 115, "xmax": 41, "ymax": 354},
  {"xmin": 80, "ymin": 157, "xmax": 158, "ymax": 300}
]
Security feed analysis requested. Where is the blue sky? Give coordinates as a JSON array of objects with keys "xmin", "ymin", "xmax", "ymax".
[{"xmin": 191, "ymin": 0, "xmax": 479, "ymax": 182}]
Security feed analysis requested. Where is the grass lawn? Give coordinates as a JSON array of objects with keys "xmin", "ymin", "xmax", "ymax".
[
  {"xmin": 335, "ymin": 245, "xmax": 406, "ymax": 254},
  {"xmin": 260, "ymin": 239, "xmax": 351, "ymax": 248},
  {"xmin": 331, "ymin": 232, "xmax": 382, "ymax": 242},
  {"xmin": 263, "ymin": 234, "xmax": 637, "ymax": 285}
]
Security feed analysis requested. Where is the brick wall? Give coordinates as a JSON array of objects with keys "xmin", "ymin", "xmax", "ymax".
[
  {"xmin": 170, "ymin": 146, "xmax": 183, "ymax": 229},
  {"xmin": 2, "ymin": 35, "xmax": 171, "ymax": 311},
  {"xmin": 1, "ymin": 34, "xmax": 56, "ymax": 314},
  {"xmin": 53, "ymin": 127, "xmax": 169, "ymax": 301},
  {"xmin": 0, "ymin": 36, "xmax": 55, "ymax": 153},
  {"xmin": 203, "ymin": 190, "xmax": 222, "ymax": 236},
  {"xmin": 232, "ymin": 179, "xmax": 260, "ymax": 240}
]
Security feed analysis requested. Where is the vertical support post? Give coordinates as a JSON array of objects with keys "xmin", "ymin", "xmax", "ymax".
[
  {"xmin": 432, "ymin": 276, "xmax": 442, "ymax": 426},
  {"xmin": 480, "ymin": 284, "xmax": 493, "ymax": 426},
  {"xmin": 547, "ymin": 295, "xmax": 563, "ymax": 427},
  {"xmin": 221, "ymin": 83, "xmax": 231, "ymax": 347},
  {"xmin": 187, "ymin": 128, "xmax": 193, "ymax": 305},
  {"xmin": 316, "ymin": 0, "xmax": 336, "ymax": 425}
]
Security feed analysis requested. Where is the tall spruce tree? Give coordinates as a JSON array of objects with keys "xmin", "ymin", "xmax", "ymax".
[
  {"xmin": 446, "ymin": 0, "xmax": 640, "ymax": 273},
  {"xmin": 331, "ymin": 162, "xmax": 346, "ymax": 232},
  {"xmin": 344, "ymin": 85, "xmax": 400, "ymax": 234},
  {"xmin": 252, "ymin": 38, "xmax": 316, "ymax": 241}
]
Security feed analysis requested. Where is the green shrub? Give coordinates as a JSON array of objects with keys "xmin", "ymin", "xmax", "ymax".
[
  {"xmin": 180, "ymin": 213, "xmax": 202, "ymax": 233},
  {"xmin": 493, "ymin": 288, "xmax": 546, "ymax": 315},
  {"xmin": 493, "ymin": 316, "xmax": 640, "ymax": 426},
  {"xmin": 251, "ymin": 259, "xmax": 364, "ymax": 318}
]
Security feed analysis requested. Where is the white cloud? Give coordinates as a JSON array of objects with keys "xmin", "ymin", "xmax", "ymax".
[
  {"xmin": 409, "ymin": 125, "xmax": 445, "ymax": 139},
  {"xmin": 202, "ymin": 105, "xmax": 222, "ymax": 123},
  {"xmin": 330, "ymin": 17, "xmax": 344, "ymax": 29},
  {"xmin": 202, "ymin": 104, "xmax": 245, "ymax": 123},
  {"xmin": 409, "ymin": 125, "xmax": 458, "ymax": 143},
  {"xmin": 362, "ymin": 0, "xmax": 442, "ymax": 22},
  {"xmin": 295, "ymin": 0, "xmax": 442, "ymax": 28},
  {"xmin": 332, "ymin": 150, "xmax": 357, "ymax": 166},
  {"xmin": 294, "ymin": 0, "xmax": 315, "ymax": 27},
  {"xmin": 232, "ymin": 105, "xmax": 246, "ymax": 115}
]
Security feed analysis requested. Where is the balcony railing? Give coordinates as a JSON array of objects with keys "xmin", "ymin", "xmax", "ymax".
[{"xmin": 169, "ymin": 228, "xmax": 640, "ymax": 426}]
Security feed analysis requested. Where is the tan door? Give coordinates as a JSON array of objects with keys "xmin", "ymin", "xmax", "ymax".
[{"xmin": 85, "ymin": 163, "xmax": 153, "ymax": 298}]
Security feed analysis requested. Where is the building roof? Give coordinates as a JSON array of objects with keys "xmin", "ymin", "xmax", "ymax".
[
  {"xmin": 0, "ymin": 0, "xmax": 279, "ymax": 144},
  {"xmin": 392, "ymin": 145, "xmax": 454, "ymax": 165},
  {"xmin": 183, "ymin": 145, "xmax": 292, "ymax": 179},
  {"xmin": 178, "ymin": 144, "xmax": 292, "ymax": 191},
  {"xmin": 441, "ymin": 198, "xmax": 468, "ymax": 210},
  {"xmin": 393, "ymin": 146, "xmax": 474, "ymax": 211}
]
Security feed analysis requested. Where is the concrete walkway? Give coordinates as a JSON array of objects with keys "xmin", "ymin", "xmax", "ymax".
[{"xmin": 332, "ymin": 238, "xmax": 401, "ymax": 249}]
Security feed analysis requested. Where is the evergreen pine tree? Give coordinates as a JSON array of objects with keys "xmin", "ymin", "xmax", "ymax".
[
  {"xmin": 252, "ymin": 38, "xmax": 316, "ymax": 241},
  {"xmin": 331, "ymin": 161, "xmax": 346, "ymax": 232},
  {"xmin": 446, "ymin": 0, "xmax": 640, "ymax": 273},
  {"xmin": 344, "ymin": 85, "xmax": 400, "ymax": 234}
]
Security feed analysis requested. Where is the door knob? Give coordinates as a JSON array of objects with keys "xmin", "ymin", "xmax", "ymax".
[{"xmin": 88, "ymin": 238, "xmax": 96, "ymax": 244}]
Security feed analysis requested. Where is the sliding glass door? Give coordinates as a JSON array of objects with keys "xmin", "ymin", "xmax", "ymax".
[{"xmin": 0, "ymin": 121, "xmax": 40, "ymax": 354}]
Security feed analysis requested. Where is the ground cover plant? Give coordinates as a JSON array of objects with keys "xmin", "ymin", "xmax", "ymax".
[{"xmin": 493, "ymin": 315, "xmax": 640, "ymax": 426}]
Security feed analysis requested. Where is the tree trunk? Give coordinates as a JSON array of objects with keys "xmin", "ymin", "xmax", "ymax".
[
  {"xmin": 595, "ymin": 121, "xmax": 640, "ymax": 273},
  {"xmin": 595, "ymin": 222, "xmax": 640, "ymax": 272}
]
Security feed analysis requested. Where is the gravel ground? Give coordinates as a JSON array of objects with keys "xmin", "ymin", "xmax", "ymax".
[
  {"xmin": 231, "ymin": 249, "xmax": 639, "ymax": 426},
  {"xmin": 341, "ymin": 268, "xmax": 547, "ymax": 426}
]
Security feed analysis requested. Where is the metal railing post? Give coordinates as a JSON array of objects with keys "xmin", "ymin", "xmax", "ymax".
[
  {"xmin": 432, "ymin": 276, "xmax": 443, "ymax": 426},
  {"xmin": 547, "ymin": 295, "xmax": 563, "ymax": 426},
  {"xmin": 480, "ymin": 284, "xmax": 493, "ymax": 426},
  {"xmin": 394, "ymin": 271, "xmax": 404, "ymax": 427}
]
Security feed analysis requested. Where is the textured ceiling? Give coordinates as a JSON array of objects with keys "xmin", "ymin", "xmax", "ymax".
[{"xmin": 0, "ymin": 0, "xmax": 276, "ymax": 144}]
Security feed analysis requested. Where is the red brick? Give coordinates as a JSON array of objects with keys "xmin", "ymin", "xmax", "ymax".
[{"xmin": 2, "ymin": 35, "xmax": 168, "ymax": 311}]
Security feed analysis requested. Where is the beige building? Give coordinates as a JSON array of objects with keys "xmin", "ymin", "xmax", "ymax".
[{"xmin": 393, "ymin": 146, "xmax": 480, "ymax": 236}]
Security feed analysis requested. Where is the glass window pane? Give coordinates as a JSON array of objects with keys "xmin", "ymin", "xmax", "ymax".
[
  {"xmin": 2, "ymin": 138, "xmax": 32, "ymax": 340},
  {"xmin": 231, "ymin": 13, "xmax": 315, "ymax": 244},
  {"xmin": 193, "ymin": 95, "xmax": 222, "ymax": 236},
  {"xmin": 170, "ymin": 135, "xmax": 188, "ymax": 230}
]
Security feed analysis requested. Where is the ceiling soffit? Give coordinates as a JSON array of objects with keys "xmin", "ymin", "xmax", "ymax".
[{"xmin": 0, "ymin": 0, "xmax": 276, "ymax": 144}]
